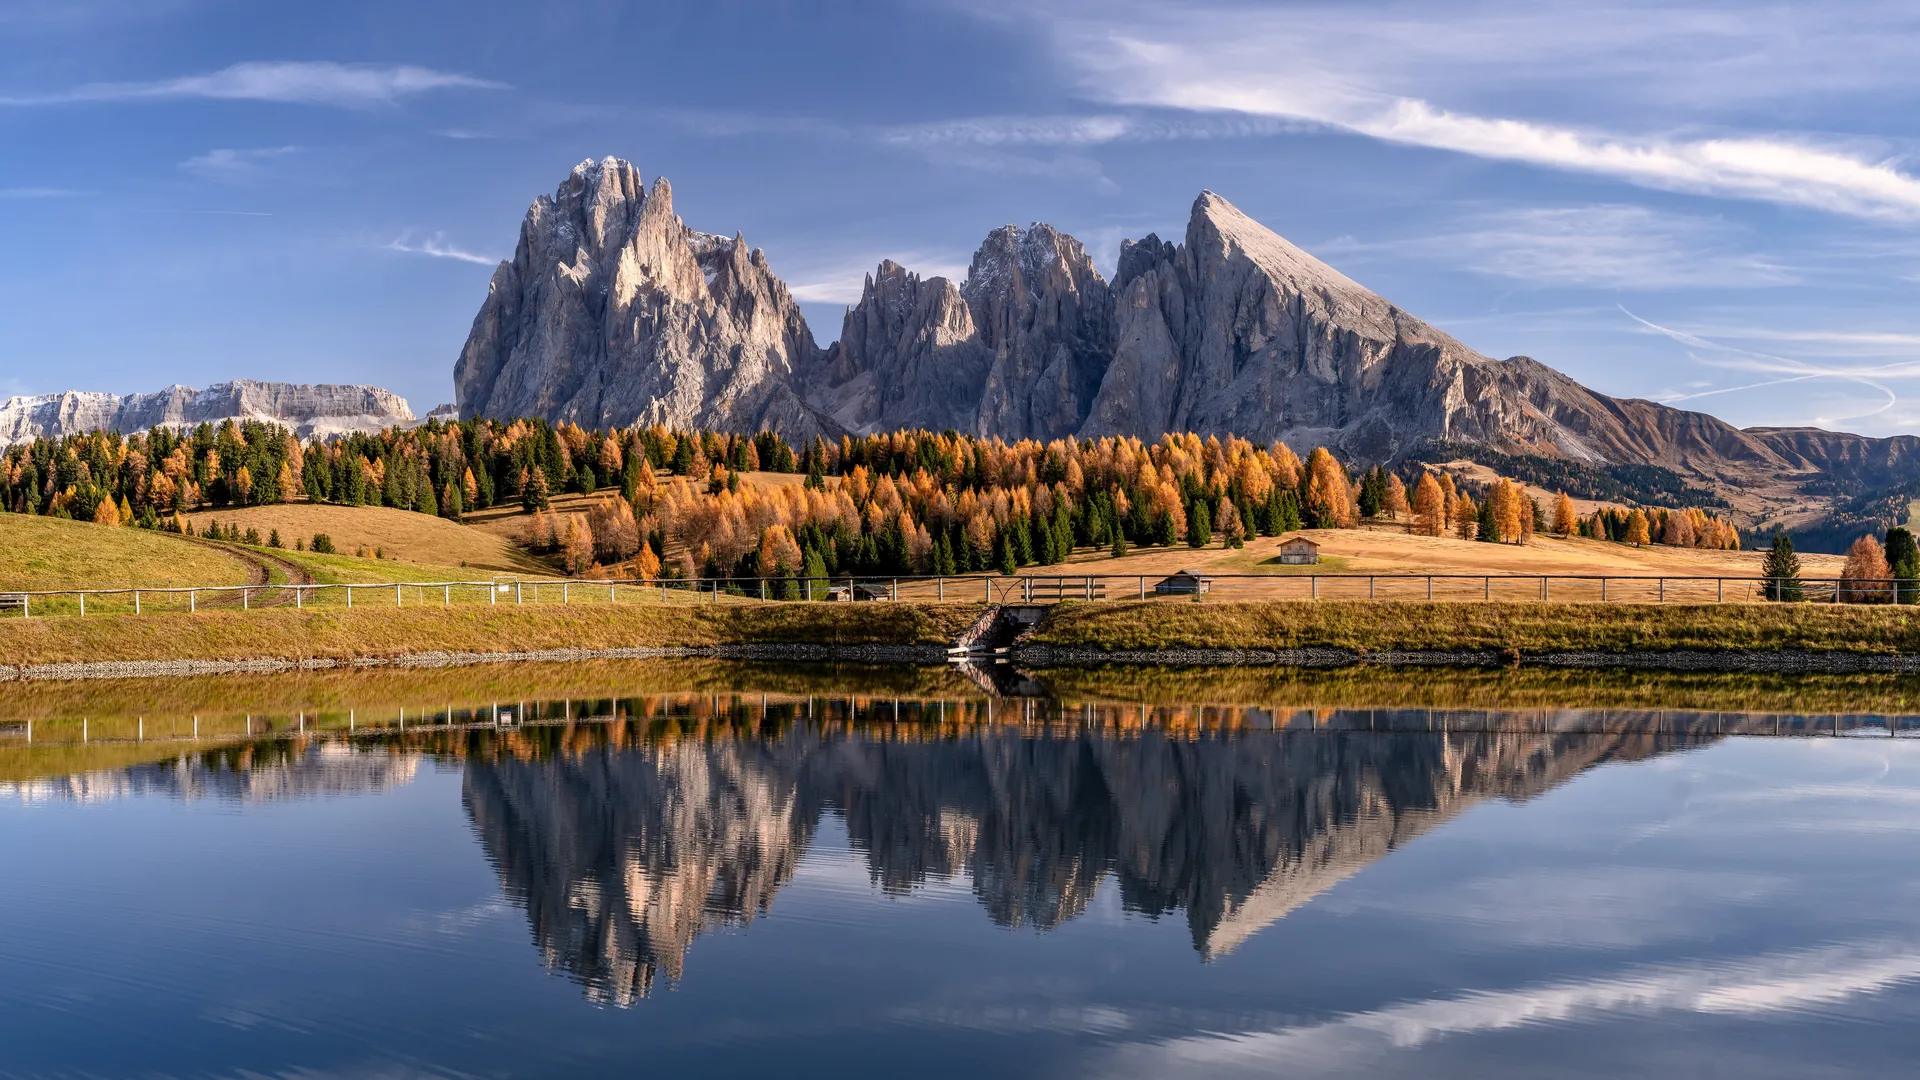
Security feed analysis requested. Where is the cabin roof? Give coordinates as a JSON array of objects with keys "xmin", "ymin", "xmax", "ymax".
[{"xmin": 1278, "ymin": 535, "xmax": 1321, "ymax": 548}]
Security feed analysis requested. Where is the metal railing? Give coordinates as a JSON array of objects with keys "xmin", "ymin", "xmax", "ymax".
[{"xmin": 0, "ymin": 572, "xmax": 1911, "ymax": 618}]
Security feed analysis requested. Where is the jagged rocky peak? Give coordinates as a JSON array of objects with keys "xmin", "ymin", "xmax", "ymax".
[
  {"xmin": 807, "ymin": 258, "xmax": 987, "ymax": 435},
  {"xmin": 454, "ymin": 155, "xmax": 829, "ymax": 437},
  {"xmin": 961, "ymin": 222, "xmax": 1103, "ymax": 308},
  {"xmin": 962, "ymin": 222, "xmax": 1113, "ymax": 441}
]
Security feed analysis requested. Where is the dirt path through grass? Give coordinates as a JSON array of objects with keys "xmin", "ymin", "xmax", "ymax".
[{"xmin": 176, "ymin": 539, "xmax": 314, "ymax": 607}]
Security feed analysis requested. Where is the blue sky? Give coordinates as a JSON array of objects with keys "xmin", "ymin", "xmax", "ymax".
[{"xmin": 6, "ymin": 1, "xmax": 1920, "ymax": 436}]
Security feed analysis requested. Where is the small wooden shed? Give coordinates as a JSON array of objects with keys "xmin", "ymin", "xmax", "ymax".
[
  {"xmin": 1276, "ymin": 535, "xmax": 1321, "ymax": 565},
  {"xmin": 1154, "ymin": 569, "xmax": 1212, "ymax": 596}
]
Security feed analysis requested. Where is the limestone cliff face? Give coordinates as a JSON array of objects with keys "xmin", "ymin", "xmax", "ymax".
[
  {"xmin": 0, "ymin": 380, "xmax": 414, "ymax": 446},
  {"xmin": 812, "ymin": 192, "xmax": 1818, "ymax": 486},
  {"xmin": 964, "ymin": 224, "xmax": 1113, "ymax": 441},
  {"xmin": 1082, "ymin": 192, "xmax": 1797, "ymax": 469},
  {"xmin": 807, "ymin": 224, "xmax": 1110, "ymax": 441},
  {"xmin": 453, "ymin": 157, "xmax": 830, "ymax": 437},
  {"xmin": 807, "ymin": 260, "xmax": 989, "ymax": 435}
]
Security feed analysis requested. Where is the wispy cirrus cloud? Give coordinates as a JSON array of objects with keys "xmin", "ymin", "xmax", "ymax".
[
  {"xmin": 873, "ymin": 112, "xmax": 1312, "ymax": 150},
  {"xmin": 648, "ymin": 106, "xmax": 1310, "ymax": 180},
  {"xmin": 985, "ymin": 1, "xmax": 1920, "ymax": 222},
  {"xmin": 179, "ymin": 145, "xmax": 301, "ymax": 182},
  {"xmin": 385, "ymin": 232, "xmax": 497, "ymax": 267},
  {"xmin": 0, "ymin": 60, "xmax": 506, "ymax": 109},
  {"xmin": 0, "ymin": 187, "xmax": 84, "ymax": 198},
  {"xmin": 1623, "ymin": 307, "xmax": 1920, "ymax": 426},
  {"xmin": 1347, "ymin": 205, "xmax": 1797, "ymax": 290}
]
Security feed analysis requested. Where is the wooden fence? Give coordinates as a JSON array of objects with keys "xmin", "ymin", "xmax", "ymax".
[{"xmin": 0, "ymin": 573, "xmax": 1908, "ymax": 618}]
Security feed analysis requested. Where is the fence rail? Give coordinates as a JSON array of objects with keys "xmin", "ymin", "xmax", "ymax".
[{"xmin": 0, "ymin": 572, "xmax": 1909, "ymax": 619}]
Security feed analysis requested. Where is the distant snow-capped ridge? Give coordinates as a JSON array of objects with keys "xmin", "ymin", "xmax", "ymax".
[{"xmin": 0, "ymin": 379, "xmax": 416, "ymax": 445}]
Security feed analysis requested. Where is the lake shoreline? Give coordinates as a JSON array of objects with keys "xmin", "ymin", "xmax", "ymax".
[{"xmin": 3, "ymin": 599, "xmax": 1919, "ymax": 681}]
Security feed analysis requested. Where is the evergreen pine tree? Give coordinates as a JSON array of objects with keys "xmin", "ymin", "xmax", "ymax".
[
  {"xmin": 1887, "ymin": 527, "xmax": 1920, "ymax": 603},
  {"xmin": 1476, "ymin": 498, "xmax": 1499, "ymax": 543},
  {"xmin": 1761, "ymin": 533, "xmax": 1803, "ymax": 601},
  {"xmin": 802, "ymin": 547, "xmax": 829, "ymax": 599},
  {"xmin": 522, "ymin": 466, "xmax": 551, "ymax": 511},
  {"xmin": 1188, "ymin": 499, "xmax": 1212, "ymax": 547},
  {"xmin": 1110, "ymin": 531, "xmax": 1129, "ymax": 559},
  {"xmin": 996, "ymin": 531, "xmax": 1018, "ymax": 576}
]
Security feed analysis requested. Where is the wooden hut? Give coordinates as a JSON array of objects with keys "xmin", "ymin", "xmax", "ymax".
[
  {"xmin": 1276, "ymin": 535, "xmax": 1321, "ymax": 565},
  {"xmin": 1154, "ymin": 569, "xmax": 1212, "ymax": 596}
]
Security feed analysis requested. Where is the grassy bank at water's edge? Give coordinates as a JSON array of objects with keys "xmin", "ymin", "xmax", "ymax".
[
  {"xmin": 7, "ymin": 599, "xmax": 1920, "ymax": 672},
  {"xmin": 1028, "ymin": 600, "xmax": 1920, "ymax": 655},
  {"xmin": 0, "ymin": 603, "xmax": 984, "ymax": 668}
]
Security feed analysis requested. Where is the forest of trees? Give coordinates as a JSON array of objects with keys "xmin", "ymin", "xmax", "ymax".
[{"xmin": 0, "ymin": 418, "xmax": 1742, "ymax": 583}]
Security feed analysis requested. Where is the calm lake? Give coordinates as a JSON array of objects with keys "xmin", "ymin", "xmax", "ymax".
[{"xmin": 5, "ymin": 662, "xmax": 1920, "ymax": 1078}]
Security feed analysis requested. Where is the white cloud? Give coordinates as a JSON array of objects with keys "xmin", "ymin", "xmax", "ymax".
[
  {"xmin": 1379, "ymin": 205, "xmax": 1795, "ymax": 289},
  {"xmin": 385, "ymin": 232, "xmax": 497, "ymax": 267},
  {"xmin": 179, "ymin": 146, "xmax": 301, "ymax": 182},
  {"xmin": 0, "ymin": 61, "xmax": 506, "ymax": 109},
  {"xmin": 873, "ymin": 112, "xmax": 1311, "ymax": 150},
  {"xmin": 1097, "ymin": 941, "xmax": 1920, "ymax": 1078},
  {"xmin": 1623, "ymin": 308, "xmax": 1920, "ymax": 425},
  {"xmin": 785, "ymin": 252, "xmax": 971, "ymax": 305},
  {"xmin": 996, "ymin": 1, "xmax": 1920, "ymax": 222}
]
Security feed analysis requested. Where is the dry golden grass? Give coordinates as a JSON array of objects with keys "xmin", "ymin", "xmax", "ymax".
[
  {"xmin": 183, "ymin": 502, "xmax": 546, "ymax": 574},
  {"xmin": 0, "ymin": 602, "xmax": 986, "ymax": 667},
  {"xmin": 0, "ymin": 514, "xmax": 252, "ymax": 589},
  {"xmin": 1030, "ymin": 599, "xmax": 1920, "ymax": 654},
  {"xmin": 1058, "ymin": 527, "xmax": 1845, "ymax": 582}
]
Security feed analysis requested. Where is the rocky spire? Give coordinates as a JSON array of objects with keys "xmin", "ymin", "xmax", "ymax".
[{"xmin": 453, "ymin": 157, "xmax": 832, "ymax": 436}]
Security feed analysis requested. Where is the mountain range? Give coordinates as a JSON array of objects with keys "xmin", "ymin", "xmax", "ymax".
[
  {"xmin": 0, "ymin": 380, "xmax": 420, "ymax": 446},
  {"xmin": 453, "ymin": 157, "xmax": 1920, "ymax": 541}
]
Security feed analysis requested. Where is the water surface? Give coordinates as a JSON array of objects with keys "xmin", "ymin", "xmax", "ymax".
[{"xmin": 4, "ymin": 665, "xmax": 1920, "ymax": 1078}]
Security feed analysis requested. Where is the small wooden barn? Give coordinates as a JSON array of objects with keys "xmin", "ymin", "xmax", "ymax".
[
  {"xmin": 1154, "ymin": 569, "xmax": 1212, "ymax": 596},
  {"xmin": 1276, "ymin": 535, "xmax": 1321, "ymax": 565}
]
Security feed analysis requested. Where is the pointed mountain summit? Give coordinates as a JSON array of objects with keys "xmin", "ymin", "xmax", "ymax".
[{"xmin": 454, "ymin": 157, "xmax": 831, "ymax": 435}]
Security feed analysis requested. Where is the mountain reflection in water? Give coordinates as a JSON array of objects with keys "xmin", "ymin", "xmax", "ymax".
[{"xmin": 460, "ymin": 721, "xmax": 1707, "ymax": 1006}]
